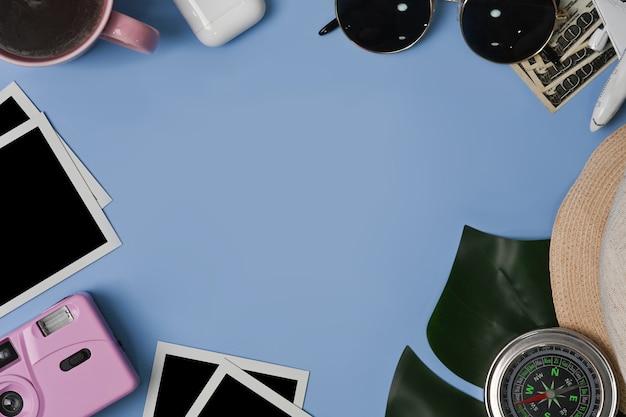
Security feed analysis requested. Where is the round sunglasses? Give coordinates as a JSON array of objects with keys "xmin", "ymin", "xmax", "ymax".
[{"xmin": 318, "ymin": 0, "xmax": 567, "ymax": 63}]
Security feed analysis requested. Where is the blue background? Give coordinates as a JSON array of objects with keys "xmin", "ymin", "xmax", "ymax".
[{"xmin": 1, "ymin": 0, "xmax": 625, "ymax": 416}]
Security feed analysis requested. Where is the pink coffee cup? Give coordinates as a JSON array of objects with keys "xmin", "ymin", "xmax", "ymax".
[{"xmin": 0, "ymin": 0, "xmax": 160, "ymax": 67}]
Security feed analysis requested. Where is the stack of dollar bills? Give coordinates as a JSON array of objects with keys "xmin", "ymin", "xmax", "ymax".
[{"xmin": 512, "ymin": 0, "xmax": 616, "ymax": 112}]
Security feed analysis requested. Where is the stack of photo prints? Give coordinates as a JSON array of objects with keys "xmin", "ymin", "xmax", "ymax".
[
  {"xmin": 0, "ymin": 81, "xmax": 120, "ymax": 318},
  {"xmin": 1, "ymin": 81, "xmax": 313, "ymax": 416},
  {"xmin": 142, "ymin": 342, "xmax": 312, "ymax": 416}
]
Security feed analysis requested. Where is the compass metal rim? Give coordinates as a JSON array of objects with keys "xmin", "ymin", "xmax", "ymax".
[{"xmin": 484, "ymin": 327, "xmax": 618, "ymax": 417}]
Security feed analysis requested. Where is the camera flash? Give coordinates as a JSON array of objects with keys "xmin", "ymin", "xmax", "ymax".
[{"xmin": 37, "ymin": 306, "xmax": 74, "ymax": 337}]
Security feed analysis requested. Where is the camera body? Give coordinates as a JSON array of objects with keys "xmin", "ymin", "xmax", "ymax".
[{"xmin": 0, "ymin": 293, "xmax": 139, "ymax": 417}]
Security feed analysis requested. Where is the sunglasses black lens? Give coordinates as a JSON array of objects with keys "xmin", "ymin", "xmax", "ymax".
[
  {"xmin": 460, "ymin": 0, "xmax": 556, "ymax": 63},
  {"xmin": 336, "ymin": 0, "xmax": 432, "ymax": 53}
]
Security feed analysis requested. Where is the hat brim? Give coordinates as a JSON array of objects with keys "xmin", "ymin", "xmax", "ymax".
[{"xmin": 550, "ymin": 124, "xmax": 626, "ymax": 412}]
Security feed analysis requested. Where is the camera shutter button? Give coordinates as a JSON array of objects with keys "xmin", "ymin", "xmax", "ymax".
[{"xmin": 60, "ymin": 348, "xmax": 91, "ymax": 371}]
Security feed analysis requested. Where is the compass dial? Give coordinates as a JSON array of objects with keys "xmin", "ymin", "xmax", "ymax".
[{"xmin": 485, "ymin": 328, "xmax": 618, "ymax": 417}]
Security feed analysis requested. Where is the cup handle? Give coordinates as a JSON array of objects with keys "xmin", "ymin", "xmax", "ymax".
[{"xmin": 99, "ymin": 11, "xmax": 160, "ymax": 54}]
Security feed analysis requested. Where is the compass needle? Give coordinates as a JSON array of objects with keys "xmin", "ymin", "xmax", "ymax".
[
  {"xmin": 485, "ymin": 329, "xmax": 618, "ymax": 417},
  {"xmin": 515, "ymin": 392, "xmax": 549, "ymax": 405}
]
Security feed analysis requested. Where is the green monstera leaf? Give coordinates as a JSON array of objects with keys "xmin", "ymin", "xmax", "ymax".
[
  {"xmin": 386, "ymin": 225, "xmax": 558, "ymax": 417},
  {"xmin": 386, "ymin": 346, "xmax": 487, "ymax": 417},
  {"xmin": 428, "ymin": 225, "xmax": 558, "ymax": 386}
]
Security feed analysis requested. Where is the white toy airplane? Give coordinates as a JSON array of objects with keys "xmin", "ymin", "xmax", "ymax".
[{"xmin": 589, "ymin": 0, "xmax": 626, "ymax": 131}]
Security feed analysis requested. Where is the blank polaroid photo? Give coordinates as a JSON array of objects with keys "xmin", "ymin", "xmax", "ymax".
[
  {"xmin": 0, "ymin": 83, "xmax": 34, "ymax": 136},
  {"xmin": 0, "ymin": 114, "xmax": 121, "ymax": 317},
  {"xmin": 0, "ymin": 82, "xmax": 111, "ymax": 208},
  {"xmin": 186, "ymin": 358, "xmax": 313, "ymax": 417},
  {"xmin": 142, "ymin": 342, "xmax": 309, "ymax": 417}
]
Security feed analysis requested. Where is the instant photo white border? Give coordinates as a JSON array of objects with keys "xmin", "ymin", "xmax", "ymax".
[
  {"xmin": 142, "ymin": 341, "xmax": 310, "ymax": 417},
  {"xmin": 0, "ymin": 114, "xmax": 121, "ymax": 318},
  {"xmin": 0, "ymin": 81, "xmax": 39, "ymax": 117},
  {"xmin": 185, "ymin": 358, "xmax": 313, "ymax": 417},
  {"xmin": 0, "ymin": 82, "xmax": 112, "ymax": 208}
]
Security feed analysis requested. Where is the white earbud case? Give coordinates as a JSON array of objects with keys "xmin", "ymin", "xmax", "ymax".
[{"xmin": 174, "ymin": 0, "xmax": 265, "ymax": 47}]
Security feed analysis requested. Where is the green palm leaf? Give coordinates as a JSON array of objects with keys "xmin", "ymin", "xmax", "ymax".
[
  {"xmin": 386, "ymin": 346, "xmax": 487, "ymax": 417},
  {"xmin": 386, "ymin": 225, "xmax": 558, "ymax": 417}
]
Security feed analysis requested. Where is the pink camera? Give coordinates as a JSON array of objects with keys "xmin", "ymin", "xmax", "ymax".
[{"xmin": 0, "ymin": 293, "xmax": 139, "ymax": 417}]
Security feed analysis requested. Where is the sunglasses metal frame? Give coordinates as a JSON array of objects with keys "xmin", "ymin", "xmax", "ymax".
[{"xmin": 319, "ymin": 0, "xmax": 567, "ymax": 63}]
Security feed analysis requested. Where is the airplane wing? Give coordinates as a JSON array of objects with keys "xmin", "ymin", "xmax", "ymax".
[{"xmin": 594, "ymin": 0, "xmax": 626, "ymax": 59}]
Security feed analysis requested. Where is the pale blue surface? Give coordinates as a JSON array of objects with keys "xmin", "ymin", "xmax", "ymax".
[{"xmin": 1, "ymin": 1, "xmax": 625, "ymax": 416}]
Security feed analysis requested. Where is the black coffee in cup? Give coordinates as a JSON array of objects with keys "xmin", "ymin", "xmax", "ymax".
[{"xmin": 0, "ymin": 0, "xmax": 106, "ymax": 59}]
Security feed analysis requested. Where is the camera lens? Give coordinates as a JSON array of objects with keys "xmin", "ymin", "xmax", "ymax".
[{"xmin": 0, "ymin": 391, "xmax": 23, "ymax": 416}]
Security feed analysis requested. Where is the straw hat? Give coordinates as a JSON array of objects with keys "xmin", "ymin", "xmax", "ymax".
[{"xmin": 550, "ymin": 123, "xmax": 626, "ymax": 412}]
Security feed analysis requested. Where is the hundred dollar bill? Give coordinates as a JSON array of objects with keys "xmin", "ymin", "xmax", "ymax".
[
  {"xmin": 547, "ymin": 0, "xmax": 603, "ymax": 60},
  {"xmin": 512, "ymin": 46, "xmax": 616, "ymax": 112},
  {"xmin": 511, "ymin": 0, "xmax": 616, "ymax": 112},
  {"xmin": 521, "ymin": 42, "xmax": 611, "ymax": 89}
]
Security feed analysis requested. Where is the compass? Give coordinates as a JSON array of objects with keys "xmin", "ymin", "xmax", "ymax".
[{"xmin": 484, "ymin": 328, "xmax": 619, "ymax": 417}]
